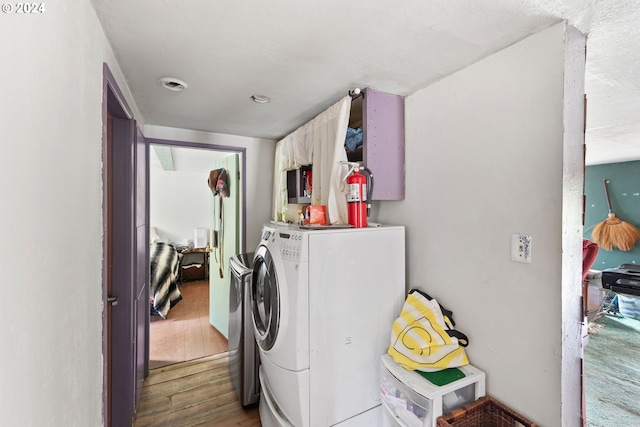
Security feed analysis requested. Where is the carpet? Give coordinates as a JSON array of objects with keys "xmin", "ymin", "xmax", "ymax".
[{"xmin": 585, "ymin": 314, "xmax": 640, "ymax": 427}]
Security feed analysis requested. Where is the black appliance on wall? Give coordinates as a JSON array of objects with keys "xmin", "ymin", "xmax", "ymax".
[{"xmin": 601, "ymin": 264, "xmax": 640, "ymax": 297}]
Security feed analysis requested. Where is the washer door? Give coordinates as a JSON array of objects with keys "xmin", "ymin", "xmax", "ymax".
[{"xmin": 251, "ymin": 245, "xmax": 280, "ymax": 351}]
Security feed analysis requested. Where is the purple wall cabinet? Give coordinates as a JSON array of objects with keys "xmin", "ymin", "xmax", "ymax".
[{"xmin": 349, "ymin": 88, "xmax": 405, "ymax": 200}]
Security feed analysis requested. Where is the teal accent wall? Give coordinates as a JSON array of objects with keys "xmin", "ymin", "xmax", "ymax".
[{"xmin": 585, "ymin": 160, "xmax": 640, "ymax": 270}]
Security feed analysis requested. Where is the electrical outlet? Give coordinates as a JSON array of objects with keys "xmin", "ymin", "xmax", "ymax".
[{"xmin": 511, "ymin": 234, "xmax": 532, "ymax": 263}]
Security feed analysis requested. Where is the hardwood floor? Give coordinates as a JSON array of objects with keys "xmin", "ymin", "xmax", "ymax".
[
  {"xmin": 134, "ymin": 353, "xmax": 261, "ymax": 427},
  {"xmin": 150, "ymin": 279, "xmax": 228, "ymax": 369}
]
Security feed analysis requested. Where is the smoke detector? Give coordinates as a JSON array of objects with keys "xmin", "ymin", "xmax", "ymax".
[{"xmin": 159, "ymin": 77, "xmax": 188, "ymax": 92}]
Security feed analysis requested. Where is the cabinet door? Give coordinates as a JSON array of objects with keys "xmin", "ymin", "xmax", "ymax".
[{"xmin": 363, "ymin": 88, "xmax": 405, "ymax": 200}]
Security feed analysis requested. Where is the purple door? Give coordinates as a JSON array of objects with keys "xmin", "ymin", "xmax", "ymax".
[
  {"xmin": 103, "ymin": 63, "xmax": 148, "ymax": 426},
  {"xmin": 110, "ymin": 115, "xmax": 137, "ymax": 426}
]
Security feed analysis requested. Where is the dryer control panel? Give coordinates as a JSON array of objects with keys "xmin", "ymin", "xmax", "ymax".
[{"xmin": 277, "ymin": 231, "xmax": 303, "ymax": 262}]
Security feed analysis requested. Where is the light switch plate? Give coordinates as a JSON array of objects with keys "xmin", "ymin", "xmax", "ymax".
[{"xmin": 511, "ymin": 233, "xmax": 532, "ymax": 263}]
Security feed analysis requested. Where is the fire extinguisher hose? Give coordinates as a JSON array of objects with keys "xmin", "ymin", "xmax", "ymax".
[{"xmin": 363, "ymin": 167, "xmax": 374, "ymax": 216}]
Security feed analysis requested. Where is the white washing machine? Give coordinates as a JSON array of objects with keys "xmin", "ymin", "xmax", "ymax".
[{"xmin": 251, "ymin": 223, "xmax": 406, "ymax": 427}]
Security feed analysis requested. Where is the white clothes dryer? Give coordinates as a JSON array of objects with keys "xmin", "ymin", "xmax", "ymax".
[{"xmin": 251, "ymin": 223, "xmax": 406, "ymax": 427}]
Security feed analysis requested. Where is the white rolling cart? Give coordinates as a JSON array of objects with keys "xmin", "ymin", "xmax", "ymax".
[{"xmin": 380, "ymin": 354, "xmax": 486, "ymax": 427}]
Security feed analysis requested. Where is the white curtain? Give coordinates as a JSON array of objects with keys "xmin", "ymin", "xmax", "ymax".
[{"xmin": 273, "ymin": 96, "xmax": 351, "ymax": 224}]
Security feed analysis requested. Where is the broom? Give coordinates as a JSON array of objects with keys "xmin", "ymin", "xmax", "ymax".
[{"xmin": 591, "ymin": 179, "xmax": 640, "ymax": 251}]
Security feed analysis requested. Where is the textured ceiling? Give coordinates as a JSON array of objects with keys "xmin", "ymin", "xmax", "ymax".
[
  {"xmin": 584, "ymin": 0, "xmax": 640, "ymax": 164},
  {"xmin": 90, "ymin": 0, "xmax": 640, "ymax": 166}
]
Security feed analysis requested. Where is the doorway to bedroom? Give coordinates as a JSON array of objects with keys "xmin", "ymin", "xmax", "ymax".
[{"xmin": 148, "ymin": 141, "xmax": 243, "ymax": 369}]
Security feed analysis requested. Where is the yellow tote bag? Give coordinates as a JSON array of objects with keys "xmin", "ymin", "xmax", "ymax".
[{"xmin": 388, "ymin": 290, "xmax": 469, "ymax": 372}]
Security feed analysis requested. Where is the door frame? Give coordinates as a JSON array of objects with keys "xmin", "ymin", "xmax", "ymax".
[
  {"xmin": 146, "ymin": 138, "xmax": 248, "ymax": 254},
  {"xmin": 145, "ymin": 138, "xmax": 248, "ymax": 362}
]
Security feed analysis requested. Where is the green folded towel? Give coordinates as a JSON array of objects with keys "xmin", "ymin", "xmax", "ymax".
[{"xmin": 418, "ymin": 367, "xmax": 466, "ymax": 386}]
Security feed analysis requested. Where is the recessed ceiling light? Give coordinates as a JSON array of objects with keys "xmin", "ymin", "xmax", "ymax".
[
  {"xmin": 159, "ymin": 77, "xmax": 188, "ymax": 92},
  {"xmin": 251, "ymin": 94, "xmax": 271, "ymax": 104}
]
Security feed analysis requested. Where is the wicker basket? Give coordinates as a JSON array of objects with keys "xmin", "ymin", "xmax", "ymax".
[{"xmin": 436, "ymin": 395, "xmax": 538, "ymax": 427}]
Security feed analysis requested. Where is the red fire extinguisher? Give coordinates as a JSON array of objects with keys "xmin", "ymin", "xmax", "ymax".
[{"xmin": 344, "ymin": 163, "xmax": 374, "ymax": 228}]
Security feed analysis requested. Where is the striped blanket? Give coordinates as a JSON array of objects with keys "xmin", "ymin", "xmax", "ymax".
[{"xmin": 150, "ymin": 242, "xmax": 182, "ymax": 318}]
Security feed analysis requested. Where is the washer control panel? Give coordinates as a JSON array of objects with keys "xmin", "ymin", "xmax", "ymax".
[{"xmin": 277, "ymin": 231, "xmax": 303, "ymax": 262}]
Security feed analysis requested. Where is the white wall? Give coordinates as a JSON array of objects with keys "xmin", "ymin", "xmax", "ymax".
[
  {"xmin": 375, "ymin": 22, "xmax": 584, "ymax": 426},
  {"xmin": 0, "ymin": 2, "xmax": 142, "ymax": 426},
  {"xmin": 150, "ymin": 169, "xmax": 215, "ymax": 245},
  {"xmin": 144, "ymin": 125, "xmax": 276, "ymax": 253}
]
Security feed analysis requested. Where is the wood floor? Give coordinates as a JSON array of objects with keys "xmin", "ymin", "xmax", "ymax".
[
  {"xmin": 150, "ymin": 279, "xmax": 228, "ymax": 369},
  {"xmin": 138, "ymin": 279, "xmax": 260, "ymax": 426},
  {"xmin": 134, "ymin": 353, "xmax": 261, "ymax": 427}
]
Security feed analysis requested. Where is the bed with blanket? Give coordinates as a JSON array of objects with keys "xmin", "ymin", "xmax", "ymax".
[{"xmin": 149, "ymin": 242, "xmax": 183, "ymax": 318}]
